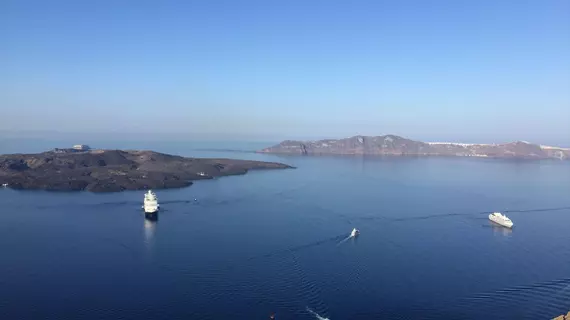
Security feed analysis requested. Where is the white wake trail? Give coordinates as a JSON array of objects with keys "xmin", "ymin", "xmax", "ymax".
[
  {"xmin": 336, "ymin": 235, "xmax": 353, "ymax": 246},
  {"xmin": 306, "ymin": 307, "xmax": 330, "ymax": 320}
]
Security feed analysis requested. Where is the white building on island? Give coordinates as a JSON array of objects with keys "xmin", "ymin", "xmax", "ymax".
[{"xmin": 72, "ymin": 144, "xmax": 91, "ymax": 151}]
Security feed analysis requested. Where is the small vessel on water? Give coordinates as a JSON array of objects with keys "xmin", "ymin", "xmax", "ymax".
[
  {"xmin": 1, "ymin": 183, "xmax": 7, "ymax": 187},
  {"xmin": 350, "ymin": 228, "xmax": 360, "ymax": 237},
  {"xmin": 143, "ymin": 190, "xmax": 159, "ymax": 214},
  {"xmin": 488, "ymin": 212, "xmax": 513, "ymax": 228}
]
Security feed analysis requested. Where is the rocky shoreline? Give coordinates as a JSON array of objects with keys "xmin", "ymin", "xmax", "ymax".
[
  {"xmin": 0, "ymin": 149, "xmax": 292, "ymax": 192},
  {"xmin": 554, "ymin": 311, "xmax": 570, "ymax": 320}
]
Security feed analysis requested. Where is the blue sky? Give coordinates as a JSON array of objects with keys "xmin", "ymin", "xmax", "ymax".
[{"xmin": 1, "ymin": 0, "xmax": 569, "ymax": 144}]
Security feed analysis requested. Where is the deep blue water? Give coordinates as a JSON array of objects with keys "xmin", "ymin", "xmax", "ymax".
[{"xmin": 1, "ymin": 142, "xmax": 570, "ymax": 319}]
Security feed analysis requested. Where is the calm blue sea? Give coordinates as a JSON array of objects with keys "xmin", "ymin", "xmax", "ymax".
[{"xmin": 1, "ymin": 140, "xmax": 569, "ymax": 319}]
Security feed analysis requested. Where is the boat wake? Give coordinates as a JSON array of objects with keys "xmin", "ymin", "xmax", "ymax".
[
  {"xmin": 503, "ymin": 206, "xmax": 570, "ymax": 213},
  {"xmin": 336, "ymin": 233, "xmax": 356, "ymax": 246},
  {"xmin": 306, "ymin": 307, "xmax": 330, "ymax": 320},
  {"xmin": 336, "ymin": 236, "xmax": 352, "ymax": 246},
  {"xmin": 35, "ymin": 200, "xmax": 139, "ymax": 210},
  {"xmin": 347, "ymin": 205, "xmax": 570, "ymax": 225}
]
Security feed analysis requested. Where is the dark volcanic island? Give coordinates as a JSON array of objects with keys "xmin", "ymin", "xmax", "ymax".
[{"xmin": 0, "ymin": 149, "xmax": 292, "ymax": 192}]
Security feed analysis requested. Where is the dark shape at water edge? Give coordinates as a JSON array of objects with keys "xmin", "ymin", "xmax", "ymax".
[
  {"xmin": 144, "ymin": 212, "xmax": 158, "ymax": 221},
  {"xmin": 259, "ymin": 134, "xmax": 570, "ymax": 160},
  {"xmin": 553, "ymin": 311, "xmax": 570, "ymax": 320},
  {"xmin": 0, "ymin": 149, "xmax": 293, "ymax": 192}
]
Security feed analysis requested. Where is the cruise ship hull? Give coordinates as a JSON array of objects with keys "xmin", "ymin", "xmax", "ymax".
[
  {"xmin": 489, "ymin": 214, "xmax": 513, "ymax": 228},
  {"xmin": 144, "ymin": 211, "xmax": 158, "ymax": 221},
  {"xmin": 143, "ymin": 205, "xmax": 159, "ymax": 214}
]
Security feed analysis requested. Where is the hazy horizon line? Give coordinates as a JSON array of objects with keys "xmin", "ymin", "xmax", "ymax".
[{"xmin": 1, "ymin": 129, "xmax": 569, "ymax": 148}]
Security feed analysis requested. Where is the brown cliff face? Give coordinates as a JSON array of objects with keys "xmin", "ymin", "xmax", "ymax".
[
  {"xmin": 0, "ymin": 150, "xmax": 292, "ymax": 192},
  {"xmin": 260, "ymin": 135, "xmax": 570, "ymax": 160}
]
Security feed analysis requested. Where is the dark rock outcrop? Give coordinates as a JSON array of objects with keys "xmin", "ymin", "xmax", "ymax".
[
  {"xmin": 0, "ymin": 150, "xmax": 292, "ymax": 192},
  {"xmin": 260, "ymin": 135, "xmax": 570, "ymax": 160},
  {"xmin": 553, "ymin": 311, "xmax": 570, "ymax": 320}
]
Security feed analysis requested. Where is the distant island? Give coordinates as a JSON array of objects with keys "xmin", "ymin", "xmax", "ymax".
[
  {"xmin": 260, "ymin": 135, "xmax": 570, "ymax": 160},
  {"xmin": 0, "ymin": 149, "xmax": 292, "ymax": 192}
]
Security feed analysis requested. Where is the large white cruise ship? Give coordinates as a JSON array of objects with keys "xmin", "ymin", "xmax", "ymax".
[
  {"xmin": 488, "ymin": 212, "xmax": 513, "ymax": 228},
  {"xmin": 143, "ymin": 190, "xmax": 159, "ymax": 214}
]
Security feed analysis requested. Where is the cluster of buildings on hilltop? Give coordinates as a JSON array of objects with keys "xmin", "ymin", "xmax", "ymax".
[
  {"xmin": 53, "ymin": 144, "xmax": 91, "ymax": 153},
  {"xmin": 72, "ymin": 144, "xmax": 90, "ymax": 151}
]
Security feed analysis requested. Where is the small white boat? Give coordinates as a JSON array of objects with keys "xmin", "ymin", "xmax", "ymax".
[
  {"xmin": 489, "ymin": 212, "xmax": 513, "ymax": 228},
  {"xmin": 1, "ymin": 183, "xmax": 7, "ymax": 187},
  {"xmin": 350, "ymin": 228, "xmax": 360, "ymax": 237},
  {"xmin": 143, "ymin": 190, "xmax": 160, "ymax": 214},
  {"xmin": 197, "ymin": 172, "xmax": 207, "ymax": 177}
]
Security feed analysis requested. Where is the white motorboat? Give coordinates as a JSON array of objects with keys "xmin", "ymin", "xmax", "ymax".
[
  {"xmin": 350, "ymin": 228, "xmax": 360, "ymax": 237},
  {"xmin": 488, "ymin": 212, "xmax": 513, "ymax": 228},
  {"xmin": 1, "ymin": 183, "xmax": 7, "ymax": 187},
  {"xmin": 143, "ymin": 190, "xmax": 160, "ymax": 214}
]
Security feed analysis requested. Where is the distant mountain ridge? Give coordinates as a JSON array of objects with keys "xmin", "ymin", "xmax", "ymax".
[{"xmin": 260, "ymin": 135, "xmax": 570, "ymax": 160}]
